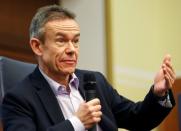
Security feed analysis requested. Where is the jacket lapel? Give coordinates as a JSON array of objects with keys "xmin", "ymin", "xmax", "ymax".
[
  {"xmin": 30, "ymin": 67, "xmax": 65, "ymax": 124},
  {"xmin": 75, "ymin": 69, "xmax": 86, "ymax": 100}
]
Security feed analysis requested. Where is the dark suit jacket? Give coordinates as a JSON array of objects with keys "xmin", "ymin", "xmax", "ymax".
[{"xmin": 2, "ymin": 67, "xmax": 175, "ymax": 131}]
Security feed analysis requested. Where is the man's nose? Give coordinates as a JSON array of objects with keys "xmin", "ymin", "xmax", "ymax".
[{"xmin": 65, "ymin": 41, "xmax": 76, "ymax": 53}]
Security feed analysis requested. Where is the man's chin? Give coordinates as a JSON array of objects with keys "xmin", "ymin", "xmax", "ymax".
[{"xmin": 62, "ymin": 68, "xmax": 76, "ymax": 75}]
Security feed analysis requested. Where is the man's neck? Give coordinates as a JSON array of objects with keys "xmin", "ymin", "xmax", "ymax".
[{"xmin": 39, "ymin": 67, "xmax": 71, "ymax": 88}]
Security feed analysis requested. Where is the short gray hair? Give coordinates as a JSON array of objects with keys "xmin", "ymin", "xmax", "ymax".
[{"xmin": 29, "ymin": 4, "xmax": 76, "ymax": 42}]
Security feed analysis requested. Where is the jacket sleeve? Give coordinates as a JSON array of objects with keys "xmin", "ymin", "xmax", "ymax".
[{"xmin": 95, "ymin": 72, "xmax": 175, "ymax": 131}]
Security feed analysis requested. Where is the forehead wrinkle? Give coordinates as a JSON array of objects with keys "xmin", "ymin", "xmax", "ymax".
[
  {"xmin": 45, "ymin": 26, "xmax": 80, "ymax": 38},
  {"xmin": 46, "ymin": 21, "xmax": 80, "ymax": 30},
  {"xmin": 56, "ymin": 32, "xmax": 80, "ymax": 37}
]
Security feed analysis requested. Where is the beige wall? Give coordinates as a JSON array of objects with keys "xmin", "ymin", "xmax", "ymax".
[
  {"xmin": 108, "ymin": 0, "xmax": 181, "ymax": 131},
  {"xmin": 60, "ymin": 0, "xmax": 106, "ymax": 75}
]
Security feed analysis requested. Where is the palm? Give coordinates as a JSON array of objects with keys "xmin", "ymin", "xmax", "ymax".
[
  {"xmin": 154, "ymin": 69, "xmax": 167, "ymax": 96},
  {"xmin": 153, "ymin": 54, "xmax": 175, "ymax": 97}
]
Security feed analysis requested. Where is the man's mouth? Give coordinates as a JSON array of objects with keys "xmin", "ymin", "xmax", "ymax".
[{"xmin": 61, "ymin": 60, "xmax": 76, "ymax": 65}]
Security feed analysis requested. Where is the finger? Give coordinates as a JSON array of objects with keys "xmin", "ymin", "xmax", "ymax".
[
  {"xmin": 92, "ymin": 116, "xmax": 101, "ymax": 123},
  {"xmin": 80, "ymin": 112, "xmax": 99, "ymax": 126},
  {"xmin": 83, "ymin": 107, "xmax": 102, "ymax": 124},
  {"xmin": 88, "ymin": 105, "xmax": 101, "ymax": 113},
  {"xmin": 162, "ymin": 64, "xmax": 176, "ymax": 81},
  {"xmin": 87, "ymin": 98, "xmax": 100, "ymax": 106},
  {"xmin": 165, "ymin": 60, "xmax": 175, "ymax": 75},
  {"xmin": 163, "ymin": 67, "xmax": 175, "ymax": 84},
  {"xmin": 84, "ymin": 114, "xmax": 102, "ymax": 125},
  {"xmin": 164, "ymin": 73, "xmax": 172, "ymax": 88},
  {"xmin": 87, "ymin": 116, "xmax": 101, "ymax": 124},
  {"xmin": 163, "ymin": 59, "xmax": 173, "ymax": 71},
  {"xmin": 83, "ymin": 114, "xmax": 93, "ymax": 124},
  {"xmin": 164, "ymin": 68, "xmax": 175, "ymax": 88},
  {"xmin": 163, "ymin": 64, "xmax": 176, "ymax": 83},
  {"xmin": 163, "ymin": 54, "xmax": 171, "ymax": 63},
  {"xmin": 91, "ymin": 111, "xmax": 102, "ymax": 117},
  {"xmin": 81, "ymin": 104, "xmax": 101, "ymax": 120},
  {"xmin": 84, "ymin": 116, "xmax": 101, "ymax": 129}
]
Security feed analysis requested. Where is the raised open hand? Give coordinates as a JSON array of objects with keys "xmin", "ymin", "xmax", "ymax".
[{"xmin": 153, "ymin": 54, "xmax": 176, "ymax": 97}]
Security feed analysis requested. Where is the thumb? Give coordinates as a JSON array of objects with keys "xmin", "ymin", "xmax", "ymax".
[{"xmin": 163, "ymin": 54, "xmax": 171, "ymax": 63}]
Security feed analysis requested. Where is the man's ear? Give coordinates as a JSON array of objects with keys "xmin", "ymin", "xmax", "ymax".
[{"xmin": 29, "ymin": 38, "xmax": 43, "ymax": 56}]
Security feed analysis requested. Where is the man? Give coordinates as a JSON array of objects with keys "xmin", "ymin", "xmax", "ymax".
[{"xmin": 2, "ymin": 4, "xmax": 176, "ymax": 131}]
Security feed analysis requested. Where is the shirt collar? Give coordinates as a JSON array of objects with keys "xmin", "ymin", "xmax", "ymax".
[{"xmin": 39, "ymin": 67, "xmax": 79, "ymax": 95}]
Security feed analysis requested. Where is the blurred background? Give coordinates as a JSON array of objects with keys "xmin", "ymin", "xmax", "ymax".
[{"xmin": 0, "ymin": 0, "xmax": 181, "ymax": 131}]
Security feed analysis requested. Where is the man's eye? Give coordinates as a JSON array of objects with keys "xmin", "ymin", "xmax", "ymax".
[
  {"xmin": 73, "ymin": 39, "xmax": 79, "ymax": 43},
  {"xmin": 58, "ymin": 38, "xmax": 65, "ymax": 43}
]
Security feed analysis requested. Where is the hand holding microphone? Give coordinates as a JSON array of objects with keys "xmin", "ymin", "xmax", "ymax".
[
  {"xmin": 75, "ymin": 73, "xmax": 102, "ymax": 130},
  {"xmin": 75, "ymin": 98, "xmax": 102, "ymax": 129}
]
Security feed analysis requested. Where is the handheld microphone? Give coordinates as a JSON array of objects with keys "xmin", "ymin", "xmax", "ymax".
[
  {"xmin": 83, "ymin": 73, "xmax": 97, "ymax": 131},
  {"xmin": 83, "ymin": 73, "xmax": 97, "ymax": 100}
]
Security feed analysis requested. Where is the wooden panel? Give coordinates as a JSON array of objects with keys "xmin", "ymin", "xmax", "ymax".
[
  {"xmin": 159, "ymin": 78, "xmax": 181, "ymax": 131},
  {"xmin": 0, "ymin": 1, "xmax": 59, "ymax": 131},
  {"xmin": 0, "ymin": 0, "xmax": 58, "ymax": 63}
]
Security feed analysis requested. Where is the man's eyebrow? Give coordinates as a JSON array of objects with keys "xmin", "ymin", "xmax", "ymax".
[
  {"xmin": 56, "ymin": 32, "xmax": 66, "ymax": 37},
  {"xmin": 75, "ymin": 33, "xmax": 80, "ymax": 37},
  {"xmin": 56, "ymin": 32, "xmax": 80, "ymax": 37}
]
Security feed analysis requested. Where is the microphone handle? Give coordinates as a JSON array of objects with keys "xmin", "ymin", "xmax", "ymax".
[
  {"xmin": 85, "ymin": 90, "xmax": 97, "ymax": 131},
  {"xmin": 88, "ymin": 125, "xmax": 96, "ymax": 131},
  {"xmin": 85, "ymin": 90, "xmax": 96, "ymax": 101}
]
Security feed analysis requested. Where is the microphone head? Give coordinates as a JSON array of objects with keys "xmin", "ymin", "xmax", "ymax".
[{"xmin": 83, "ymin": 73, "xmax": 96, "ymax": 90}]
